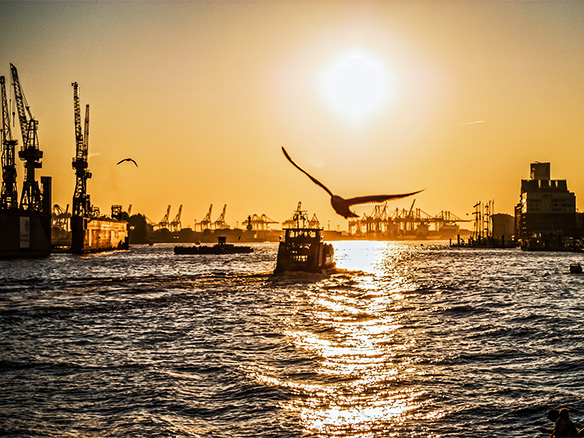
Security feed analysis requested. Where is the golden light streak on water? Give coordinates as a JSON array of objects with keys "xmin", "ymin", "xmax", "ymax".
[{"xmin": 254, "ymin": 242, "xmax": 436, "ymax": 435}]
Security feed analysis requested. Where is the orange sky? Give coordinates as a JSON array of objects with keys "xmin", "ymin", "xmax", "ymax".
[{"xmin": 1, "ymin": 1, "xmax": 584, "ymax": 230}]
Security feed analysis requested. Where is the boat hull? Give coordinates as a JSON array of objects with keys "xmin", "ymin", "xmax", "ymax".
[
  {"xmin": 71, "ymin": 216, "xmax": 129, "ymax": 254},
  {"xmin": 0, "ymin": 210, "xmax": 52, "ymax": 258},
  {"xmin": 174, "ymin": 245, "xmax": 253, "ymax": 255},
  {"xmin": 274, "ymin": 228, "xmax": 335, "ymax": 274}
]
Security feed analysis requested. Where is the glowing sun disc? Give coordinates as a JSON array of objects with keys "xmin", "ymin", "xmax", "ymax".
[{"xmin": 321, "ymin": 50, "xmax": 392, "ymax": 120}]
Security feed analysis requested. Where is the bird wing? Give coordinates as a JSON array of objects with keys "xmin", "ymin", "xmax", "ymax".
[
  {"xmin": 281, "ymin": 147, "xmax": 334, "ymax": 197},
  {"xmin": 117, "ymin": 158, "xmax": 138, "ymax": 167},
  {"xmin": 345, "ymin": 190, "xmax": 424, "ymax": 207}
]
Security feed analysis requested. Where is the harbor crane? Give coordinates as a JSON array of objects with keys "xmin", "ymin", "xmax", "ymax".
[
  {"xmin": 197, "ymin": 204, "xmax": 213, "ymax": 231},
  {"xmin": 170, "ymin": 205, "xmax": 182, "ymax": 232},
  {"xmin": 157, "ymin": 205, "xmax": 171, "ymax": 230},
  {"xmin": 71, "ymin": 82, "xmax": 92, "ymax": 218},
  {"xmin": 244, "ymin": 213, "xmax": 278, "ymax": 231},
  {"xmin": 10, "ymin": 63, "xmax": 43, "ymax": 211},
  {"xmin": 0, "ymin": 75, "xmax": 18, "ymax": 209},
  {"xmin": 52, "ymin": 204, "xmax": 71, "ymax": 231},
  {"xmin": 213, "ymin": 204, "xmax": 229, "ymax": 229}
]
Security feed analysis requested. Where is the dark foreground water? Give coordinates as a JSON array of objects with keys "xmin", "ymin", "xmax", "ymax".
[{"xmin": 1, "ymin": 241, "xmax": 583, "ymax": 437}]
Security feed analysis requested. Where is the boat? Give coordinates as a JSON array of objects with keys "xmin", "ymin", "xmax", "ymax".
[
  {"xmin": 174, "ymin": 236, "xmax": 253, "ymax": 255},
  {"xmin": 274, "ymin": 204, "xmax": 335, "ymax": 273},
  {"xmin": 569, "ymin": 263, "xmax": 582, "ymax": 274}
]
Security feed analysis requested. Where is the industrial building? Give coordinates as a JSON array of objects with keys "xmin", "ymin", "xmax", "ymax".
[{"xmin": 515, "ymin": 162, "xmax": 579, "ymax": 250}]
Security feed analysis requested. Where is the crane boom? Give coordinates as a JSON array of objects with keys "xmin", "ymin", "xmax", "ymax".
[
  {"xmin": 73, "ymin": 82, "xmax": 83, "ymax": 160},
  {"xmin": 83, "ymin": 104, "xmax": 89, "ymax": 158},
  {"xmin": 10, "ymin": 63, "xmax": 31, "ymax": 148},
  {"xmin": 0, "ymin": 75, "xmax": 18, "ymax": 209}
]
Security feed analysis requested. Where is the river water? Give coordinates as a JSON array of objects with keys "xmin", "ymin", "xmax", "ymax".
[{"xmin": 1, "ymin": 241, "xmax": 583, "ymax": 437}]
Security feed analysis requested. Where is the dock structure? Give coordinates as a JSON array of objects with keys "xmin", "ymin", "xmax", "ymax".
[
  {"xmin": 0, "ymin": 64, "xmax": 52, "ymax": 258},
  {"xmin": 69, "ymin": 82, "xmax": 128, "ymax": 254},
  {"xmin": 450, "ymin": 201, "xmax": 516, "ymax": 249}
]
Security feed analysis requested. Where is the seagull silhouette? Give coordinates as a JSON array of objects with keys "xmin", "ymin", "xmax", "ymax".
[
  {"xmin": 116, "ymin": 158, "xmax": 138, "ymax": 167},
  {"xmin": 282, "ymin": 146, "xmax": 423, "ymax": 219}
]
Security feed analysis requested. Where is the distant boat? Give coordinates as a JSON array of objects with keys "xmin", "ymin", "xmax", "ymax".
[
  {"xmin": 174, "ymin": 236, "xmax": 252, "ymax": 255},
  {"xmin": 569, "ymin": 263, "xmax": 582, "ymax": 274},
  {"xmin": 274, "ymin": 224, "xmax": 335, "ymax": 274}
]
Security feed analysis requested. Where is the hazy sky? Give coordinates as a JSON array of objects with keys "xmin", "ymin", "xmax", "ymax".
[{"xmin": 1, "ymin": 1, "xmax": 583, "ymax": 230}]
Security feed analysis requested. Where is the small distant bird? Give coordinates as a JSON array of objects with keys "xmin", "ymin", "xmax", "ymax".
[
  {"xmin": 117, "ymin": 158, "xmax": 138, "ymax": 167},
  {"xmin": 282, "ymin": 146, "xmax": 423, "ymax": 219}
]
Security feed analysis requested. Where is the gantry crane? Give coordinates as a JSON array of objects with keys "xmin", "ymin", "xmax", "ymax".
[
  {"xmin": 199, "ymin": 204, "xmax": 213, "ymax": 230},
  {"xmin": 170, "ymin": 205, "xmax": 182, "ymax": 232},
  {"xmin": 0, "ymin": 75, "xmax": 18, "ymax": 209},
  {"xmin": 10, "ymin": 63, "xmax": 43, "ymax": 211},
  {"xmin": 157, "ymin": 205, "xmax": 171, "ymax": 230},
  {"xmin": 213, "ymin": 204, "xmax": 229, "ymax": 229},
  {"xmin": 71, "ymin": 82, "xmax": 92, "ymax": 218}
]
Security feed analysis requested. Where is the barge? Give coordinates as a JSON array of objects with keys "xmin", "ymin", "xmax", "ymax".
[{"xmin": 174, "ymin": 236, "xmax": 252, "ymax": 255}]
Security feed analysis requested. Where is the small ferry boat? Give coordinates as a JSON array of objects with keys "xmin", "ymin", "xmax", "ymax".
[
  {"xmin": 274, "ymin": 205, "xmax": 335, "ymax": 273},
  {"xmin": 174, "ymin": 236, "xmax": 253, "ymax": 255}
]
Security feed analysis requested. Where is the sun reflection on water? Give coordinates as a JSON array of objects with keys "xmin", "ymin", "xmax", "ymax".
[{"xmin": 255, "ymin": 241, "xmax": 438, "ymax": 436}]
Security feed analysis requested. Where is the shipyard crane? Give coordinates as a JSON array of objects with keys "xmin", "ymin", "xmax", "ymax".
[
  {"xmin": 10, "ymin": 63, "xmax": 43, "ymax": 211},
  {"xmin": 170, "ymin": 205, "xmax": 182, "ymax": 232},
  {"xmin": 0, "ymin": 75, "xmax": 18, "ymax": 209},
  {"xmin": 71, "ymin": 82, "xmax": 92, "ymax": 218}
]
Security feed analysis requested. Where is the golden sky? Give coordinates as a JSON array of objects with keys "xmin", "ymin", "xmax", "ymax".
[{"xmin": 1, "ymin": 1, "xmax": 584, "ymax": 230}]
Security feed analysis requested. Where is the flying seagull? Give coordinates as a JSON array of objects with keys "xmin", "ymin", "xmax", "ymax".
[
  {"xmin": 282, "ymin": 146, "xmax": 423, "ymax": 219},
  {"xmin": 117, "ymin": 158, "xmax": 138, "ymax": 167}
]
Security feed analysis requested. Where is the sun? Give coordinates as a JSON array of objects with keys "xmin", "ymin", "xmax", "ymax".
[{"xmin": 320, "ymin": 50, "xmax": 393, "ymax": 121}]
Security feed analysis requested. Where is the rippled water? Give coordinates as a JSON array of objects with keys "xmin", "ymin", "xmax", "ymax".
[{"xmin": 1, "ymin": 241, "xmax": 584, "ymax": 437}]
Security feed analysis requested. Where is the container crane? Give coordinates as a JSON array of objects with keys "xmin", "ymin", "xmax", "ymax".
[
  {"xmin": 213, "ymin": 204, "xmax": 229, "ymax": 229},
  {"xmin": 71, "ymin": 82, "xmax": 92, "ymax": 218},
  {"xmin": 170, "ymin": 205, "xmax": 182, "ymax": 232},
  {"xmin": 0, "ymin": 75, "xmax": 18, "ymax": 209},
  {"xmin": 156, "ymin": 205, "xmax": 171, "ymax": 230},
  {"xmin": 10, "ymin": 63, "xmax": 43, "ymax": 211},
  {"xmin": 199, "ymin": 204, "xmax": 213, "ymax": 230}
]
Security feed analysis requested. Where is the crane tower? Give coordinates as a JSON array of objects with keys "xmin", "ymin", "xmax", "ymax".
[
  {"xmin": 71, "ymin": 82, "xmax": 92, "ymax": 218},
  {"xmin": 10, "ymin": 63, "xmax": 43, "ymax": 211},
  {"xmin": 0, "ymin": 75, "xmax": 18, "ymax": 209}
]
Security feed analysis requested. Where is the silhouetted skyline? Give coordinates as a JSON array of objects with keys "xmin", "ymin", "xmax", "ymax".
[{"xmin": 1, "ymin": 1, "xmax": 583, "ymax": 229}]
